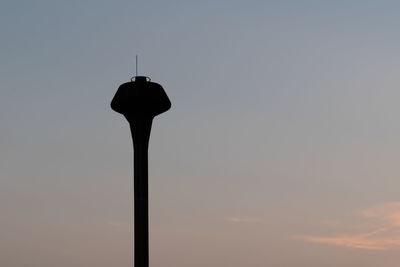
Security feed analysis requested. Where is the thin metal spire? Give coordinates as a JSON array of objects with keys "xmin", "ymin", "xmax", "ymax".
[{"xmin": 136, "ymin": 55, "xmax": 138, "ymax": 77}]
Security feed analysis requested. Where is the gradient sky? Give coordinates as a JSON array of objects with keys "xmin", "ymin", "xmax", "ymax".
[{"xmin": 2, "ymin": 1, "xmax": 400, "ymax": 266}]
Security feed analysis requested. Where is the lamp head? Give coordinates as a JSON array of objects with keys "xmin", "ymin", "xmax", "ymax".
[{"xmin": 111, "ymin": 76, "xmax": 171, "ymax": 122}]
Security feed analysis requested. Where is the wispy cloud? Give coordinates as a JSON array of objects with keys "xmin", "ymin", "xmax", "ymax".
[
  {"xmin": 295, "ymin": 202, "xmax": 400, "ymax": 250},
  {"xmin": 106, "ymin": 220, "xmax": 123, "ymax": 228},
  {"xmin": 225, "ymin": 216, "xmax": 263, "ymax": 223}
]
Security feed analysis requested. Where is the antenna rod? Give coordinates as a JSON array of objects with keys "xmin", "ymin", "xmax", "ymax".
[{"xmin": 136, "ymin": 55, "xmax": 138, "ymax": 77}]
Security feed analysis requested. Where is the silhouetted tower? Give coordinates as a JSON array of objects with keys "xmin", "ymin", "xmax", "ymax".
[{"xmin": 111, "ymin": 74, "xmax": 171, "ymax": 267}]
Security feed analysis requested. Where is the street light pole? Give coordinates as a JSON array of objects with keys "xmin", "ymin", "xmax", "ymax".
[{"xmin": 111, "ymin": 75, "xmax": 171, "ymax": 267}]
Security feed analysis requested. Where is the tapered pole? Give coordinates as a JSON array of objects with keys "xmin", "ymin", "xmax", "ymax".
[{"xmin": 130, "ymin": 118, "xmax": 153, "ymax": 267}]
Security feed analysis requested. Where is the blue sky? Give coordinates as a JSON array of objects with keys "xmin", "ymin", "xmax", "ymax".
[{"xmin": 2, "ymin": 1, "xmax": 400, "ymax": 266}]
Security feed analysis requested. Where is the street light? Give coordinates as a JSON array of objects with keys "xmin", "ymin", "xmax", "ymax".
[{"xmin": 111, "ymin": 74, "xmax": 171, "ymax": 267}]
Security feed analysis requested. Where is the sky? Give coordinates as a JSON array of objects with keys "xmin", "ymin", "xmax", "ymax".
[{"xmin": 2, "ymin": 1, "xmax": 400, "ymax": 266}]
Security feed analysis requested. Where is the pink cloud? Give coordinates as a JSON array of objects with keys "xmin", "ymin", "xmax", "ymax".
[
  {"xmin": 295, "ymin": 202, "xmax": 400, "ymax": 250},
  {"xmin": 225, "ymin": 217, "xmax": 263, "ymax": 223}
]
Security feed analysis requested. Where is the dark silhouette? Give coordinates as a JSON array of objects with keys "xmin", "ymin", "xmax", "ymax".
[{"xmin": 111, "ymin": 75, "xmax": 171, "ymax": 267}]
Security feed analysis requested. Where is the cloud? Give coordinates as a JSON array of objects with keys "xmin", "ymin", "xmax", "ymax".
[
  {"xmin": 362, "ymin": 202, "xmax": 400, "ymax": 226},
  {"xmin": 105, "ymin": 220, "xmax": 124, "ymax": 228},
  {"xmin": 225, "ymin": 216, "xmax": 263, "ymax": 223},
  {"xmin": 295, "ymin": 202, "xmax": 400, "ymax": 250}
]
